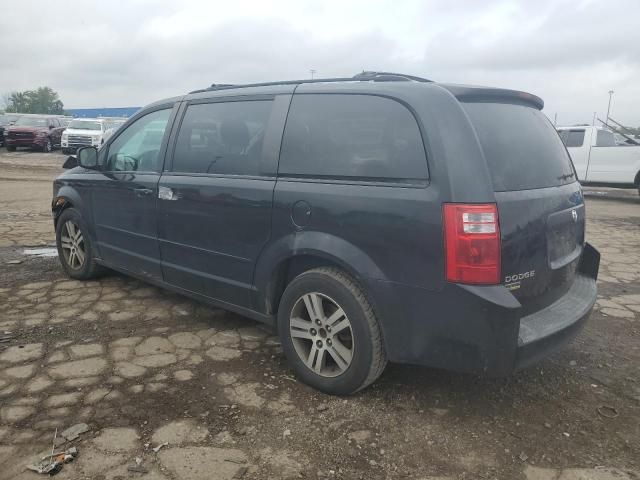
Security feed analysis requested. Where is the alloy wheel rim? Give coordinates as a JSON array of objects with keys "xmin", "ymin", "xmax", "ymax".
[
  {"xmin": 60, "ymin": 220, "xmax": 85, "ymax": 270},
  {"xmin": 289, "ymin": 292, "xmax": 354, "ymax": 377}
]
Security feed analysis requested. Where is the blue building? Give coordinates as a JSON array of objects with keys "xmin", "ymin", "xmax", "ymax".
[{"xmin": 66, "ymin": 107, "xmax": 140, "ymax": 118}]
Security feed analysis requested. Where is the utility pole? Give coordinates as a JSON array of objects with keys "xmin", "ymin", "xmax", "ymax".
[
  {"xmin": 310, "ymin": 69, "xmax": 316, "ymax": 79},
  {"xmin": 605, "ymin": 90, "xmax": 614, "ymax": 127}
]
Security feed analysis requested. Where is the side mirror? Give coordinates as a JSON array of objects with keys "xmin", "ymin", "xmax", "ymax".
[{"xmin": 77, "ymin": 146, "xmax": 99, "ymax": 169}]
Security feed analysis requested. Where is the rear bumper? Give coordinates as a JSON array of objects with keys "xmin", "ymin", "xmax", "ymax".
[
  {"xmin": 369, "ymin": 243, "xmax": 600, "ymax": 376},
  {"xmin": 515, "ymin": 273, "xmax": 596, "ymax": 370}
]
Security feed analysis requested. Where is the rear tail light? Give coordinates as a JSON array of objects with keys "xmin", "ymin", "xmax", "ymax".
[{"xmin": 443, "ymin": 203, "xmax": 501, "ymax": 284}]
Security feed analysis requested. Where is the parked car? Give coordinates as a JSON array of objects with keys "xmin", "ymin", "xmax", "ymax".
[
  {"xmin": 103, "ymin": 118, "xmax": 127, "ymax": 142},
  {"xmin": 557, "ymin": 126, "xmax": 640, "ymax": 194},
  {"xmin": 5, "ymin": 114, "xmax": 66, "ymax": 152},
  {"xmin": 52, "ymin": 72, "xmax": 600, "ymax": 394},
  {"xmin": 0, "ymin": 113, "xmax": 21, "ymax": 147},
  {"xmin": 62, "ymin": 118, "xmax": 111, "ymax": 154}
]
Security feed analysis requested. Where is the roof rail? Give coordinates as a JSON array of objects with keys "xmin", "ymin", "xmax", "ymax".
[
  {"xmin": 352, "ymin": 71, "xmax": 432, "ymax": 82},
  {"xmin": 189, "ymin": 71, "xmax": 432, "ymax": 94}
]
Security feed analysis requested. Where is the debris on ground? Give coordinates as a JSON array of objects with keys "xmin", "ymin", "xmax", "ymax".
[
  {"xmin": 61, "ymin": 423, "xmax": 91, "ymax": 441},
  {"xmin": 127, "ymin": 458, "xmax": 149, "ymax": 474},
  {"xmin": 22, "ymin": 248, "xmax": 58, "ymax": 258},
  {"xmin": 26, "ymin": 432, "xmax": 79, "ymax": 476},
  {"xmin": 152, "ymin": 442, "xmax": 168, "ymax": 453},
  {"xmin": 233, "ymin": 466, "xmax": 249, "ymax": 478},
  {"xmin": 597, "ymin": 405, "xmax": 619, "ymax": 418}
]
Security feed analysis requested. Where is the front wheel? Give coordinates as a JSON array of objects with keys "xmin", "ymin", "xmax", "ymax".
[
  {"xmin": 277, "ymin": 267, "xmax": 387, "ymax": 395},
  {"xmin": 55, "ymin": 208, "xmax": 103, "ymax": 279}
]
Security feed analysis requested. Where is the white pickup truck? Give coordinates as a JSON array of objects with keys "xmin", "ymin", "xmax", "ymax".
[{"xmin": 557, "ymin": 126, "xmax": 640, "ymax": 194}]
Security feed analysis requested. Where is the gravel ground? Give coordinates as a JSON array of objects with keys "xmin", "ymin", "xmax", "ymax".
[{"xmin": 0, "ymin": 148, "xmax": 638, "ymax": 480}]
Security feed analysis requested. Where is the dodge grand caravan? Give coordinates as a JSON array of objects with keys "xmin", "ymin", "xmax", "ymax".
[{"xmin": 52, "ymin": 72, "xmax": 600, "ymax": 395}]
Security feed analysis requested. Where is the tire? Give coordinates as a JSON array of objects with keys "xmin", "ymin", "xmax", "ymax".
[
  {"xmin": 6, "ymin": 145, "xmax": 16, "ymax": 151},
  {"xmin": 55, "ymin": 208, "xmax": 104, "ymax": 280},
  {"xmin": 277, "ymin": 267, "xmax": 387, "ymax": 395},
  {"xmin": 43, "ymin": 138, "xmax": 52, "ymax": 152}
]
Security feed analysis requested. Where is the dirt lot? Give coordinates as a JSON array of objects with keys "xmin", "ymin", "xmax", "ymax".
[{"xmin": 0, "ymin": 148, "xmax": 638, "ymax": 480}]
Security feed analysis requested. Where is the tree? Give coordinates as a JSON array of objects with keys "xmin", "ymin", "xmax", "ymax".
[{"xmin": 4, "ymin": 87, "xmax": 65, "ymax": 114}]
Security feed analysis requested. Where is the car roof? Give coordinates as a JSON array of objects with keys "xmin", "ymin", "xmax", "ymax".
[
  {"xmin": 145, "ymin": 71, "xmax": 544, "ymax": 112},
  {"xmin": 557, "ymin": 125, "xmax": 607, "ymax": 131}
]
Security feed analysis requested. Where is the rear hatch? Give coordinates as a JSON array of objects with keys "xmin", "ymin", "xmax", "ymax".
[{"xmin": 461, "ymin": 100, "xmax": 584, "ymax": 314}]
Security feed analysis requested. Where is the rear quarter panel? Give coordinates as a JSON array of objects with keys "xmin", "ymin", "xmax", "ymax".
[{"xmin": 264, "ymin": 179, "xmax": 444, "ymax": 289}]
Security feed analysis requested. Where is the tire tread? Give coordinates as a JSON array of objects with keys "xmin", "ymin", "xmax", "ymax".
[
  {"xmin": 56, "ymin": 208, "xmax": 104, "ymax": 280},
  {"xmin": 302, "ymin": 267, "xmax": 387, "ymax": 392}
]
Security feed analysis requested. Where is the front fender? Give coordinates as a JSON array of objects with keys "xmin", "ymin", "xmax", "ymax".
[{"xmin": 52, "ymin": 183, "xmax": 96, "ymax": 250}]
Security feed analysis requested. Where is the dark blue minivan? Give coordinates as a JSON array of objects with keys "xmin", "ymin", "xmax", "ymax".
[{"xmin": 53, "ymin": 72, "xmax": 599, "ymax": 394}]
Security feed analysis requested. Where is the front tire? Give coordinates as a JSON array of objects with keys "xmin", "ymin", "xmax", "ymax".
[
  {"xmin": 55, "ymin": 208, "xmax": 103, "ymax": 279},
  {"xmin": 277, "ymin": 267, "xmax": 387, "ymax": 395}
]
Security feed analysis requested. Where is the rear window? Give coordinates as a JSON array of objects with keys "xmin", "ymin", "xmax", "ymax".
[
  {"xmin": 462, "ymin": 102, "xmax": 576, "ymax": 191},
  {"xmin": 279, "ymin": 94, "xmax": 428, "ymax": 181},
  {"xmin": 557, "ymin": 129, "xmax": 585, "ymax": 148}
]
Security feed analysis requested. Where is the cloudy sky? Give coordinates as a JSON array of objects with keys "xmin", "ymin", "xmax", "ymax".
[{"xmin": 1, "ymin": 0, "xmax": 638, "ymax": 126}]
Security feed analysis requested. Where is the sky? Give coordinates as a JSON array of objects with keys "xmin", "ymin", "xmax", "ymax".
[{"xmin": 1, "ymin": 0, "xmax": 639, "ymax": 126}]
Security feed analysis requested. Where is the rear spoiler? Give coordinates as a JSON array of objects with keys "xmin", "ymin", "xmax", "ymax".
[{"xmin": 440, "ymin": 84, "xmax": 544, "ymax": 110}]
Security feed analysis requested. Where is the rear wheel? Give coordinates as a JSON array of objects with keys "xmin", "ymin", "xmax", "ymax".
[
  {"xmin": 6, "ymin": 145, "xmax": 16, "ymax": 152},
  {"xmin": 55, "ymin": 208, "xmax": 103, "ymax": 279},
  {"xmin": 277, "ymin": 267, "xmax": 387, "ymax": 395}
]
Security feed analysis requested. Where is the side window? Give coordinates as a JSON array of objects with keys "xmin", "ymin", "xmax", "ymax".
[
  {"xmin": 564, "ymin": 130, "xmax": 585, "ymax": 148},
  {"xmin": 596, "ymin": 129, "xmax": 615, "ymax": 147},
  {"xmin": 279, "ymin": 94, "xmax": 428, "ymax": 180},
  {"xmin": 106, "ymin": 109, "xmax": 171, "ymax": 172},
  {"xmin": 172, "ymin": 100, "xmax": 273, "ymax": 176}
]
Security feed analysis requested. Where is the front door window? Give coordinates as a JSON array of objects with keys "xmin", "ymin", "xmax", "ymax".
[{"xmin": 106, "ymin": 109, "xmax": 171, "ymax": 172}]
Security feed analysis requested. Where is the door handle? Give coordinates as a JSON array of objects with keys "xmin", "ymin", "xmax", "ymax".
[{"xmin": 134, "ymin": 188, "xmax": 153, "ymax": 197}]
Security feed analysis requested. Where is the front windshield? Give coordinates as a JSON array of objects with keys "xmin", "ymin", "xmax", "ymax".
[
  {"xmin": 15, "ymin": 116, "xmax": 48, "ymax": 127},
  {"xmin": 69, "ymin": 120, "xmax": 102, "ymax": 131}
]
